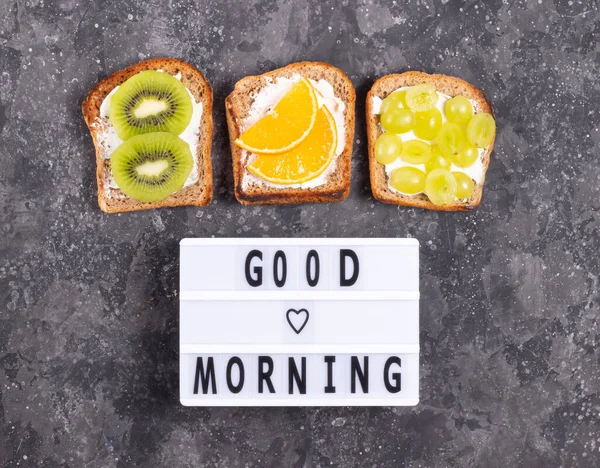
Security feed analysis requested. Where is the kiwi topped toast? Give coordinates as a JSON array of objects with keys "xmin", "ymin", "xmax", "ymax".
[
  {"xmin": 225, "ymin": 62, "xmax": 355, "ymax": 205},
  {"xmin": 82, "ymin": 58, "xmax": 213, "ymax": 213},
  {"xmin": 367, "ymin": 72, "xmax": 495, "ymax": 211}
]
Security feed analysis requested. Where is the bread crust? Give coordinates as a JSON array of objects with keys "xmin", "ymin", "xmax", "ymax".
[
  {"xmin": 366, "ymin": 71, "xmax": 495, "ymax": 211},
  {"xmin": 225, "ymin": 62, "xmax": 355, "ymax": 205},
  {"xmin": 82, "ymin": 57, "xmax": 213, "ymax": 213}
]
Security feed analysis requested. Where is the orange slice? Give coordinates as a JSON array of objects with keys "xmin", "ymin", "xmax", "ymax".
[
  {"xmin": 247, "ymin": 105, "xmax": 337, "ymax": 185},
  {"xmin": 235, "ymin": 78, "xmax": 318, "ymax": 154}
]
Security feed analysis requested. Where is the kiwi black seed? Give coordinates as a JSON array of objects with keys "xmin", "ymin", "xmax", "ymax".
[
  {"xmin": 109, "ymin": 70, "xmax": 193, "ymax": 140},
  {"xmin": 111, "ymin": 132, "xmax": 194, "ymax": 202}
]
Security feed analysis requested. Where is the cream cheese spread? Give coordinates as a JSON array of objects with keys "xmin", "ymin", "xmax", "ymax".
[
  {"xmin": 372, "ymin": 88, "xmax": 484, "ymax": 197},
  {"xmin": 240, "ymin": 75, "xmax": 346, "ymax": 191}
]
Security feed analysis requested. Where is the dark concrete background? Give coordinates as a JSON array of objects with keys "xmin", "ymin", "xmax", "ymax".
[{"xmin": 1, "ymin": 0, "xmax": 599, "ymax": 466}]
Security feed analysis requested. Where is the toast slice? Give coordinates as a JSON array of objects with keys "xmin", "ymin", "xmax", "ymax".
[
  {"xmin": 225, "ymin": 62, "xmax": 355, "ymax": 205},
  {"xmin": 82, "ymin": 58, "xmax": 213, "ymax": 213},
  {"xmin": 366, "ymin": 71, "xmax": 494, "ymax": 211}
]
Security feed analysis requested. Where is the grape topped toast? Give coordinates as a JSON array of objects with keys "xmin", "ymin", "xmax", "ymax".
[{"xmin": 367, "ymin": 72, "xmax": 495, "ymax": 211}]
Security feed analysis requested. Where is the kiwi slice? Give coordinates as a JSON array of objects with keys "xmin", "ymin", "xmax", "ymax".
[
  {"xmin": 110, "ymin": 70, "xmax": 193, "ymax": 140},
  {"xmin": 111, "ymin": 132, "xmax": 193, "ymax": 203}
]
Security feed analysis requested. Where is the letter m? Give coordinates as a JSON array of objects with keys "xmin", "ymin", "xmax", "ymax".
[{"xmin": 193, "ymin": 357, "xmax": 217, "ymax": 394}]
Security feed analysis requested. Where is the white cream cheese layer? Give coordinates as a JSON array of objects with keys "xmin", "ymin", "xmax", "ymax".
[
  {"xmin": 93, "ymin": 71, "xmax": 203, "ymax": 196},
  {"xmin": 372, "ymin": 88, "xmax": 484, "ymax": 197},
  {"xmin": 240, "ymin": 74, "xmax": 346, "ymax": 190}
]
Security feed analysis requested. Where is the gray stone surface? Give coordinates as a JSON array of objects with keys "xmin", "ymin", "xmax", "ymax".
[{"xmin": 1, "ymin": 0, "xmax": 599, "ymax": 466}]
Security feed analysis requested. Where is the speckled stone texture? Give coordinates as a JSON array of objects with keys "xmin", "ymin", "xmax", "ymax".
[{"xmin": 1, "ymin": 0, "xmax": 599, "ymax": 466}]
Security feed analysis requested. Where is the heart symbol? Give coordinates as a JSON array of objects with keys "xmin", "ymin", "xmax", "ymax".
[{"xmin": 286, "ymin": 308, "xmax": 309, "ymax": 335}]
